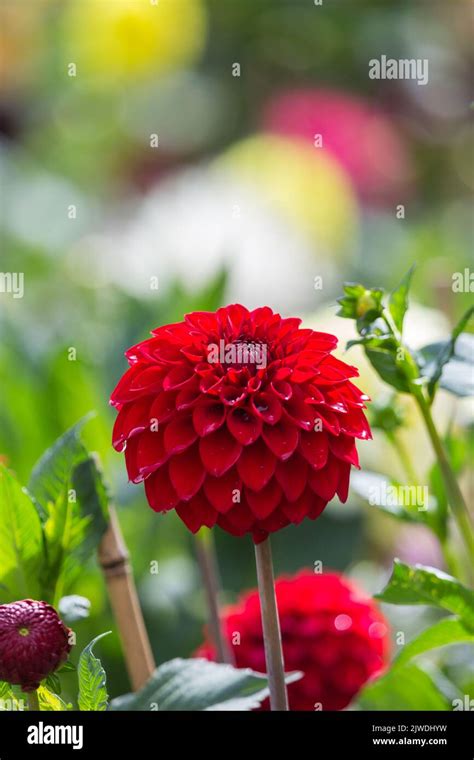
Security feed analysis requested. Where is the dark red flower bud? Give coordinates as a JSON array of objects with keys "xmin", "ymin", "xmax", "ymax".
[
  {"xmin": 197, "ymin": 571, "xmax": 390, "ymax": 710},
  {"xmin": 0, "ymin": 600, "xmax": 72, "ymax": 692},
  {"xmin": 110, "ymin": 305, "xmax": 371, "ymax": 542}
]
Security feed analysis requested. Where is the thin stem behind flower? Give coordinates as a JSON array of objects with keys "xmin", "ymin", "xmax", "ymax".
[{"xmin": 195, "ymin": 528, "xmax": 233, "ymax": 665}]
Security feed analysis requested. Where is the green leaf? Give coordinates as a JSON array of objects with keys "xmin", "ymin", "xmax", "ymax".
[
  {"xmin": 37, "ymin": 686, "xmax": 69, "ymax": 711},
  {"xmin": 58, "ymin": 595, "xmax": 91, "ymax": 624},
  {"xmin": 71, "ymin": 456, "xmax": 109, "ymax": 556},
  {"xmin": 418, "ymin": 307, "xmax": 474, "ymax": 400},
  {"xmin": 45, "ymin": 672, "xmax": 61, "ymax": 695},
  {"xmin": 109, "ymin": 658, "xmax": 301, "ymax": 712},
  {"xmin": 358, "ymin": 663, "xmax": 451, "ymax": 710},
  {"xmin": 376, "ymin": 560, "xmax": 474, "ymax": 630},
  {"xmin": 58, "ymin": 661, "xmax": 76, "ymax": 674},
  {"xmin": 0, "ymin": 464, "xmax": 44, "ymax": 600},
  {"xmin": 365, "ymin": 347, "xmax": 411, "ymax": 393},
  {"xmin": 28, "ymin": 415, "xmax": 94, "ymax": 513},
  {"xmin": 41, "ymin": 455, "xmax": 109, "ymax": 604},
  {"xmin": 393, "ymin": 618, "xmax": 474, "ymax": 670},
  {"xmin": 420, "ymin": 333, "xmax": 474, "ymax": 398},
  {"xmin": 77, "ymin": 632, "xmax": 110, "ymax": 712},
  {"xmin": 0, "ymin": 683, "xmax": 25, "ymax": 711},
  {"xmin": 389, "ymin": 265, "xmax": 415, "ymax": 335}
]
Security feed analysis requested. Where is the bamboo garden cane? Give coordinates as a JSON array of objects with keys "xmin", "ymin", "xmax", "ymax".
[{"xmin": 98, "ymin": 503, "xmax": 155, "ymax": 691}]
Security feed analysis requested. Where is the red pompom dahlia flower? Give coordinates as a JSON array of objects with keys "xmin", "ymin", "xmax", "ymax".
[
  {"xmin": 197, "ymin": 571, "xmax": 390, "ymax": 710},
  {"xmin": 0, "ymin": 600, "xmax": 72, "ymax": 692},
  {"xmin": 111, "ymin": 305, "xmax": 371, "ymax": 542}
]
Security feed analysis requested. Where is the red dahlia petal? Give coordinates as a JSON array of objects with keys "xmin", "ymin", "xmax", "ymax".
[
  {"xmin": 130, "ymin": 366, "xmax": 166, "ymax": 393},
  {"xmin": 340, "ymin": 408, "xmax": 372, "ymax": 439},
  {"xmin": 112, "ymin": 397, "xmax": 152, "ymax": 450},
  {"xmin": 175, "ymin": 384, "xmax": 201, "ymax": 410},
  {"xmin": 237, "ymin": 439, "xmax": 276, "ymax": 491},
  {"xmin": 329, "ymin": 434, "xmax": 359, "ymax": 466},
  {"xmin": 124, "ymin": 436, "xmax": 141, "ymax": 483},
  {"xmin": 308, "ymin": 456, "xmax": 340, "ymax": 502},
  {"xmin": 193, "ymin": 401, "xmax": 226, "ymax": 436},
  {"xmin": 169, "ymin": 445, "xmax": 206, "ymax": 500},
  {"xmin": 203, "ymin": 468, "xmax": 242, "ymax": 513},
  {"xmin": 144, "ymin": 466, "xmax": 179, "ymax": 511},
  {"xmin": 299, "ymin": 431, "xmax": 328, "ymax": 470},
  {"xmin": 227, "ymin": 407, "xmax": 262, "ymax": 445},
  {"xmin": 219, "ymin": 303, "xmax": 250, "ymax": 334},
  {"xmin": 281, "ymin": 490, "xmax": 313, "ymax": 524},
  {"xmin": 284, "ymin": 390, "xmax": 315, "ymax": 431},
  {"xmin": 315, "ymin": 408, "xmax": 341, "ymax": 435},
  {"xmin": 275, "ymin": 454, "xmax": 308, "ymax": 501},
  {"xmin": 250, "ymin": 392, "xmax": 282, "ymax": 425},
  {"xmin": 163, "ymin": 365, "xmax": 195, "ymax": 391},
  {"xmin": 308, "ymin": 494, "xmax": 328, "ymax": 519},
  {"xmin": 147, "ymin": 341, "xmax": 185, "ymax": 365},
  {"xmin": 270, "ymin": 379, "xmax": 292, "ymax": 401},
  {"xmin": 164, "ymin": 416, "xmax": 197, "ymax": 455},
  {"xmin": 136, "ymin": 428, "xmax": 168, "ymax": 476},
  {"xmin": 257, "ymin": 507, "xmax": 290, "ymax": 535},
  {"xmin": 336, "ymin": 461, "xmax": 352, "ymax": 503},
  {"xmin": 219, "ymin": 384, "xmax": 248, "ymax": 406},
  {"xmin": 247, "ymin": 375, "xmax": 262, "ymax": 392},
  {"xmin": 261, "ymin": 416, "xmax": 299, "ymax": 460},
  {"xmin": 217, "ymin": 503, "xmax": 255, "ymax": 534},
  {"xmin": 184, "ymin": 310, "xmax": 220, "ymax": 334},
  {"xmin": 199, "ymin": 373, "xmax": 224, "ymax": 395},
  {"xmin": 149, "ymin": 391, "xmax": 178, "ymax": 424},
  {"xmin": 291, "ymin": 365, "xmax": 319, "ymax": 383},
  {"xmin": 110, "ymin": 364, "xmax": 148, "ymax": 405},
  {"xmin": 175, "ymin": 491, "xmax": 218, "ymax": 532},
  {"xmin": 246, "ymin": 479, "xmax": 282, "ymax": 519},
  {"xmin": 199, "ymin": 428, "xmax": 242, "ymax": 476}
]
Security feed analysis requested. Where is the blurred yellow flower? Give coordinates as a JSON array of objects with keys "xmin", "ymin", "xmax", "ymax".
[
  {"xmin": 63, "ymin": 0, "xmax": 207, "ymax": 82},
  {"xmin": 216, "ymin": 134, "xmax": 358, "ymax": 253}
]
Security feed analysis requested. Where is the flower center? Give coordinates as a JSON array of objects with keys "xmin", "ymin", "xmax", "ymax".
[
  {"xmin": 207, "ymin": 338, "xmax": 268, "ymax": 374},
  {"xmin": 227, "ymin": 339, "xmax": 268, "ymax": 373},
  {"xmin": 18, "ymin": 627, "xmax": 30, "ymax": 637}
]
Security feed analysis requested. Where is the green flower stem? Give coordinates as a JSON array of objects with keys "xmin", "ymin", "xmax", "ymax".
[
  {"xmin": 415, "ymin": 393, "xmax": 474, "ymax": 571},
  {"xmin": 254, "ymin": 538, "xmax": 289, "ymax": 711},
  {"xmin": 27, "ymin": 690, "xmax": 40, "ymax": 711},
  {"xmin": 381, "ymin": 305, "xmax": 472, "ymax": 575},
  {"xmin": 195, "ymin": 528, "xmax": 233, "ymax": 665}
]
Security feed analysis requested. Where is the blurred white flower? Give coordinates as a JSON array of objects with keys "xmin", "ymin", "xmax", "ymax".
[{"xmin": 74, "ymin": 166, "xmax": 341, "ymax": 313}]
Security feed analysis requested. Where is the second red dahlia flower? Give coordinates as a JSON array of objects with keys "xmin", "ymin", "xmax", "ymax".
[
  {"xmin": 111, "ymin": 305, "xmax": 371, "ymax": 542},
  {"xmin": 197, "ymin": 571, "xmax": 391, "ymax": 710}
]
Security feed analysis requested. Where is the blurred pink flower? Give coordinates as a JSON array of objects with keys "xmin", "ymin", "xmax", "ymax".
[
  {"xmin": 262, "ymin": 88, "xmax": 413, "ymax": 205},
  {"xmin": 394, "ymin": 525, "xmax": 444, "ymax": 570}
]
